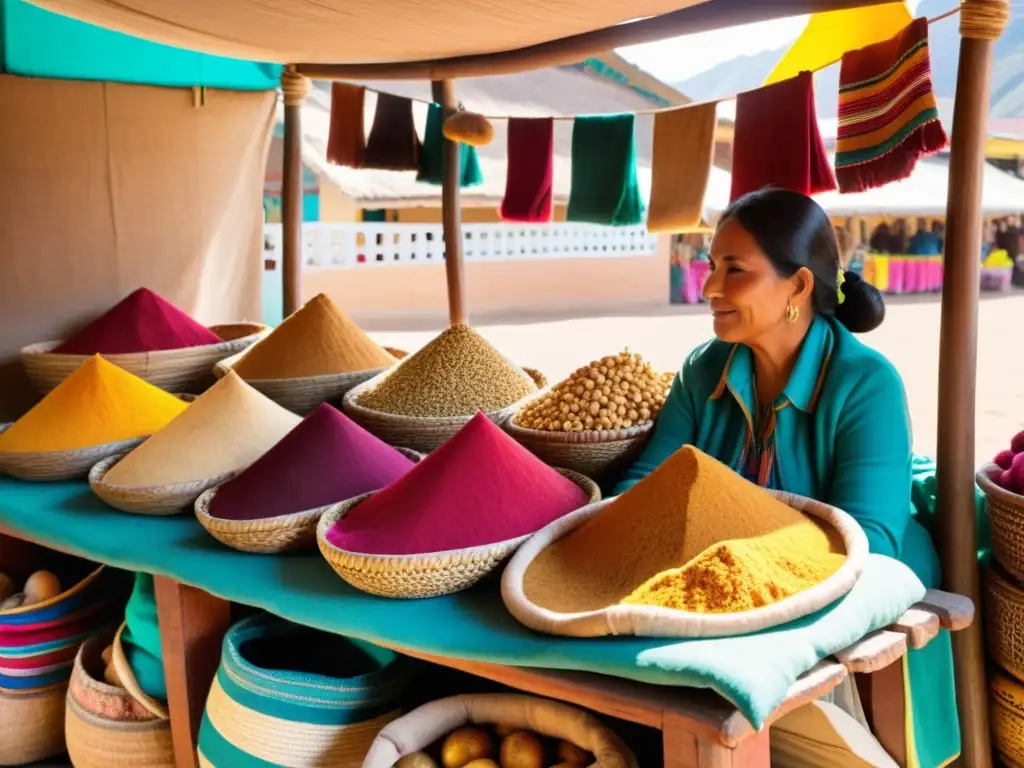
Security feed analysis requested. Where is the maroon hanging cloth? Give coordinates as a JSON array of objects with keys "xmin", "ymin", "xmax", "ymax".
[
  {"xmin": 500, "ymin": 118, "xmax": 554, "ymax": 223},
  {"xmin": 729, "ymin": 71, "xmax": 837, "ymax": 202},
  {"xmin": 363, "ymin": 92, "xmax": 420, "ymax": 171}
]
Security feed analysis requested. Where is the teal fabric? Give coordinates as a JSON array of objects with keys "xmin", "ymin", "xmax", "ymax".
[
  {"xmin": 911, "ymin": 453, "xmax": 991, "ymax": 561},
  {"xmin": 122, "ymin": 572, "xmax": 167, "ymax": 702},
  {"xmin": 416, "ymin": 103, "xmax": 484, "ymax": 188},
  {"xmin": 199, "ymin": 715, "xmax": 277, "ymax": 768},
  {"xmin": 1, "ymin": 0, "xmax": 280, "ymax": 88},
  {"xmin": 566, "ymin": 113, "xmax": 644, "ymax": 226},
  {"xmin": 0, "ymin": 478, "xmax": 925, "ymax": 728},
  {"xmin": 614, "ymin": 315, "xmax": 959, "ymax": 767}
]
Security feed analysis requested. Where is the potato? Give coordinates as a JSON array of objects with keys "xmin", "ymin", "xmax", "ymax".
[
  {"xmin": 499, "ymin": 731, "xmax": 545, "ymax": 768},
  {"xmin": 556, "ymin": 740, "xmax": 591, "ymax": 766},
  {"xmin": 23, "ymin": 570, "xmax": 61, "ymax": 605},
  {"xmin": 0, "ymin": 572, "xmax": 15, "ymax": 602},
  {"xmin": 462, "ymin": 762, "xmax": 499, "ymax": 768},
  {"xmin": 396, "ymin": 753, "xmax": 440, "ymax": 768},
  {"xmin": 441, "ymin": 727, "xmax": 494, "ymax": 768},
  {"xmin": 101, "ymin": 645, "xmax": 114, "ymax": 667}
]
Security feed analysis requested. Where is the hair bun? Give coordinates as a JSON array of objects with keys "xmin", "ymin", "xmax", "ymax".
[{"xmin": 835, "ymin": 271, "xmax": 885, "ymax": 333}]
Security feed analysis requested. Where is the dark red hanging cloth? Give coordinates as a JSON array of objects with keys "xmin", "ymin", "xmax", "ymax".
[
  {"xmin": 326, "ymin": 83, "xmax": 366, "ymax": 168},
  {"xmin": 500, "ymin": 117, "xmax": 555, "ymax": 223},
  {"xmin": 363, "ymin": 92, "xmax": 420, "ymax": 171}
]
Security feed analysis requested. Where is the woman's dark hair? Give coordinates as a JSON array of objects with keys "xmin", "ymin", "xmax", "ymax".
[{"xmin": 718, "ymin": 188, "xmax": 885, "ymax": 333}]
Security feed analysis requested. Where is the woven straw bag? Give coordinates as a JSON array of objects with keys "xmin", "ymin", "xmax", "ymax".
[
  {"xmin": 89, "ymin": 451, "xmax": 235, "ymax": 516},
  {"xmin": 504, "ymin": 417, "xmax": 654, "ymax": 479},
  {"xmin": 992, "ymin": 667, "xmax": 1024, "ymax": 768},
  {"xmin": 21, "ymin": 322, "xmax": 269, "ymax": 396},
  {"xmin": 502, "ymin": 490, "xmax": 870, "ymax": 638},
  {"xmin": 341, "ymin": 366, "xmax": 547, "ymax": 455},
  {"xmin": 978, "ymin": 464, "xmax": 1024, "ymax": 581},
  {"xmin": 194, "ymin": 446, "xmax": 424, "ymax": 554},
  {"xmin": 211, "ymin": 347, "xmax": 409, "ymax": 416},
  {"xmin": 0, "ymin": 684, "xmax": 67, "ymax": 765},
  {"xmin": 197, "ymin": 613, "xmax": 411, "ymax": 767},
  {"xmin": 984, "ymin": 564, "xmax": 1024, "ymax": 683},
  {"xmin": 65, "ymin": 631, "xmax": 173, "ymax": 768},
  {"xmin": 363, "ymin": 693, "xmax": 637, "ymax": 768},
  {"xmin": 316, "ymin": 469, "xmax": 600, "ymax": 599}
]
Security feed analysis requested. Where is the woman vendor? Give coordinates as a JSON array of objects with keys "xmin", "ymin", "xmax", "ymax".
[{"xmin": 615, "ymin": 188, "xmax": 958, "ymax": 768}]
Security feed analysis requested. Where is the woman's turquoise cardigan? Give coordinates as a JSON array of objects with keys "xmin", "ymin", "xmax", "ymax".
[{"xmin": 614, "ymin": 314, "xmax": 958, "ymax": 768}]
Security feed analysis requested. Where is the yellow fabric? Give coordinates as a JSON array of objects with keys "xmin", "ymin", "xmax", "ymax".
[{"xmin": 764, "ymin": 2, "xmax": 914, "ymax": 86}]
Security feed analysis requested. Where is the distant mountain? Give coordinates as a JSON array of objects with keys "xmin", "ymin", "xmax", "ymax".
[{"xmin": 672, "ymin": 0, "xmax": 1024, "ymax": 120}]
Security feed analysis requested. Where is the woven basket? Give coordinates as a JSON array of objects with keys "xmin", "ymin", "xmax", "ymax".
[
  {"xmin": 20, "ymin": 322, "xmax": 270, "ymax": 396},
  {"xmin": 89, "ymin": 452, "xmax": 235, "ymax": 516},
  {"xmin": 502, "ymin": 489, "xmax": 870, "ymax": 638},
  {"xmin": 978, "ymin": 464, "xmax": 1024, "ymax": 581},
  {"xmin": 211, "ymin": 347, "xmax": 409, "ymax": 416},
  {"xmin": 984, "ymin": 564, "xmax": 1024, "ymax": 683},
  {"xmin": 0, "ymin": 683, "xmax": 67, "ymax": 765},
  {"xmin": 341, "ymin": 365, "xmax": 547, "ymax": 455},
  {"xmin": 65, "ymin": 632, "xmax": 173, "ymax": 768},
  {"xmin": 992, "ymin": 668, "xmax": 1024, "ymax": 768},
  {"xmin": 197, "ymin": 613, "xmax": 411, "ymax": 767},
  {"xmin": 316, "ymin": 469, "xmax": 600, "ymax": 599},
  {"xmin": 363, "ymin": 693, "xmax": 637, "ymax": 768},
  {"xmin": 194, "ymin": 447, "xmax": 424, "ymax": 554},
  {"xmin": 504, "ymin": 418, "xmax": 654, "ymax": 479}
]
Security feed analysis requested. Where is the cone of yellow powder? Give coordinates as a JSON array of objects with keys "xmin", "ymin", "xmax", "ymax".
[
  {"xmin": 501, "ymin": 445, "xmax": 869, "ymax": 638},
  {"xmin": 214, "ymin": 294, "xmax": 399, "ymax": 415},
  {"xmin": 0, "ymin": 356, "xmax": 188, "ymax": 481},
  {"xmin": 89, "ymin": 372, "xmax": 300, "ymax": 515}
]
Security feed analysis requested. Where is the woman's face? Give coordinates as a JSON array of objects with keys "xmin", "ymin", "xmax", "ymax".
[{"xmin": 703, "ymin": 218, "xmax": 804, "ymax": 344}]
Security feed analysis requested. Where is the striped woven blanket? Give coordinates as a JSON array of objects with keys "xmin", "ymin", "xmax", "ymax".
[{"xmin": 835, "ymin": 17, "xmax": 948, "ymax": 193}]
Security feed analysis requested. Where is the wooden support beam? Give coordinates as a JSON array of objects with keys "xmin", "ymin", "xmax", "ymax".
[
  {"xmin": 432, "ymin": 79, "xmax": 468, "ymax": 326},
  {"xmin": 280, "ymin": 67, "xmax": 310, "ymax": 318}
]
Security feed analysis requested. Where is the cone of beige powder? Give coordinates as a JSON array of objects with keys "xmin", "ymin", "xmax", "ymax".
[{"xmin": 89, "ymin": 372, "xmax": 301, "ymax": 515}]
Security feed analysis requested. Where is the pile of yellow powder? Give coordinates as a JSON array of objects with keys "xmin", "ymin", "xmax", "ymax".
[
  {"xmin": 233, "ymin": 293, "xmax": 396, "ymax": 379},
  {"xmin": 522, "ymin": 446, "xmax": 846, "ymax": 615},
  {"xmin": 355, "ymin": 324, "xmax": 537, "ymax": 418},
  {"xmin": 103, "ymin": 372, "xmax": 300, "ymax": 487},
  {"xmin": 0, "ymin": 356, "xmax": 187, "ymax": 453}
]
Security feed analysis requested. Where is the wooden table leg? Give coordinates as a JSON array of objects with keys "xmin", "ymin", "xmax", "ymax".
[
  {"xmin": 154, "ymin": 576, "xmax": 232, "ymax": 768},
  {"xmin": 857, "ymin": 662, "xmax": 907, "ymax": 768},
  {"xmin": 663, "ymin": 712, "xmax": 770, "ymax": 767}
]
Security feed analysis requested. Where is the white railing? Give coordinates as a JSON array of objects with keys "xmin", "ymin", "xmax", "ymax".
[{"xmin": 263, "ymin": 222, "xmax": 658, "ymax": 269}]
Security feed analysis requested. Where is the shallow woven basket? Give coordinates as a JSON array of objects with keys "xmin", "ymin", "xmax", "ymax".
[
  {"xmin": 341, "ymin": 365, "xmax": 547, "ymax": 454},
  {"xmin": 0, "ymin": 683, "xmax": 67, "ymax": 766},
  {"xmin": 363, "ymin": 693, "xmax": 637, "ymax": 768},
  {"xmin": 992, "ymin": 668, "xmax": 1024, "ymax": 768},
  {"xmin": 20, "ymin": 322, "xmax": 270, "ymax": 396},
  {"xmin": 65, "ymin": 632, "xmax": 173, "ymax": 768},
  {"xmin": 502, "ymin": 489, "xmax": 870, "ymax": 638},
  {"xmin": 504, "ymin": 418, "xmax": 654, "ymax": 479},
  {"xmin": 194, "ymin": 446, "xmax": 424, "ymax": 554},
  {"xmin": 89, "ymin": 451, "xmax": 235, "ymax": 516},
  {"xmin": 978, "ymin": 464, "xmax": 1024, "ymax": 581},
  {"xmin": 316, "ymin": 469, "xmax": 600, "ymax": 599},
  {"xmin": 984, "ymin": 564, "xmax": 1024, "ymax": 683},
  {"xmin": 0, "ymin": 424, "xmax": 143, "ymax": 482},
  {"xmin": 212, "ymin": 347, "xmax": 409, "ymax": 416}
]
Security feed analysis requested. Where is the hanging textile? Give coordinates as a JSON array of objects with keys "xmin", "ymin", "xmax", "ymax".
[
  {"xmin": 417, "ymin": 102, "xmax": 484, "ymax": 187},
  {"xmin": 764, "ymin": 2, "xmax": 914, "ymax": 86},
  {"xmin": 326, "ymin": 82, "xmax": 366, "ymax": 168},
  {"xmin": 647, "ymin": 102, "xmax": 718, "ymax": 233},
  {"xmin": 500, "ymin": 117, "xmax": 554, "ymax": 223},
  {"xmin": 834, "ymin": 18, "xmax": 948, "ymax": 193},
  {"xmin": 566, "ymin": 113, "xmax": 644, "ymax": 227},
  {"xmin": 363, "ymin": 92, "xmax": 420, "ymax": 171},
  {"xmin": 730, "ymin": 72, "xmax": 836, "ymax": 202}
]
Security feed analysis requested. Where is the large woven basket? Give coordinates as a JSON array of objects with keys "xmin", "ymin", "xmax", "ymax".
[
  {"xmin": 984, "ymin": 564, "xmax": 1024, "ymax": 683},
  {"xmin": 0, "ymin": 683, "xmax": 67, "ymax": 765},
  {"xmin": 65, "ymin": 632, "xmax": 173, "ymax": 768},
  {"xmin": 197, "ymin": 613, "xmax": 411, "ymax": 767},
  {"xmin": 89, "ymin": 452, "xmax": 235, "ymax": 516},
  {"xmin": 212, "ymin": 347, "xmax": 409, "ymax": 416},
  {"xmin": 194, "ymin": 446, "xmax": 423, "ymax": 554},
  {"xmin": 978, "ymin": 464, "xmax": 1024, "ymax": 581},
  {"xmin": 0, "ymin": 423, "xmax": 143, "ymax": 482},
  {"xmin": 20, "ymin": 322, "xmax": 270, "ymax": 396},
  {"xmin": 341, "ymin": 366, "xmax": 547, "ymax": 454},
  {"xmin": 316, "ymin": 469, "xmax": 600, "ymax": 599},
  {"xmin": 502, "ymin": 489, "xmax": 870, "ymax": 638},
  {"xmin": 992, "ymin": 667, "xmax": 1024, "ymax": 768},
  {"xmin": 363, "ymin": 693, "xmax": 637, "ymax": 768},
  {"xmin": 504, "ymin": 418, "xmax": 654, "ymax": 479}
]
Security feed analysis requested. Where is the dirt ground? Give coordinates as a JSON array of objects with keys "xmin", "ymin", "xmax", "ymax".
[{"xmin": 365, "ymin": 291, "xmax": 1024, "ymax": 466}]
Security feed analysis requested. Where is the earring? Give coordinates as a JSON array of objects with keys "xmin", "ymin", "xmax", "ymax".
[{"xmin": 786, "ymin": 304, "xmax": 799, "ymax": 324}]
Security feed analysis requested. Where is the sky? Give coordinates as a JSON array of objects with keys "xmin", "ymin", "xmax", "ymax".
[{"xmin": 617, "ymin": 0, "xmax": 924, "ymax": 83}]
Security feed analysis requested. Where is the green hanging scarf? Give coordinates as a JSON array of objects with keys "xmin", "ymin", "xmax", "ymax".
[
  {"xmin": 567, "ymin": 113, "xmax": 644, "ymax": 227},
  {"xmin": 417, "ymin": 103, "xmax": 484, "ymax": 188}
]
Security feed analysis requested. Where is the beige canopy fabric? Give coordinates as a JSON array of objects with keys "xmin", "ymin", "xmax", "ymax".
[
  {"xmin": 27, "ymin": 0, "xmax": 709, "ymax": 65},
  {"xmin": 0, "ymin": 77, "xmax": 273, "ymax": 420}
]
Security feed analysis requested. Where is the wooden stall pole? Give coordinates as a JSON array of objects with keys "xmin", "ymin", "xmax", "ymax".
[
  {"xmin": 935, "ymin": 0, "xmax": 1009, "ymax": 765},
  {"xmin": 432, "ymin": 79, "xmax": 468, "ymax": 326},
  {"xmin": 281, "ymin": 66, "xmax": 311, "ymax": 318}
]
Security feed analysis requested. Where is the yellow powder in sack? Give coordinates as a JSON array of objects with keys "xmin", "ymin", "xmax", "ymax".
[
  {"xmin": 522, "ymin": 445, "xmax": 846, "ymax": 613},
  {"xmin": 232, "ymin": 293, "xmax": 395, "ymax": 379},
  {"xmin": 102, "ymin": 372, "xmax": 300, "ymax": 487},
  {"xmin": 0, "ymin": 356, "xmax": 187, "ymax": 453}
]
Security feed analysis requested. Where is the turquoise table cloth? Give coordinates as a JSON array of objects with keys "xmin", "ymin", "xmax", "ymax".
[{"xmin": 0, "ymin": 478, "xmax": 925, "ymax": 727}]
